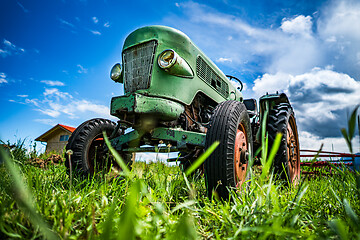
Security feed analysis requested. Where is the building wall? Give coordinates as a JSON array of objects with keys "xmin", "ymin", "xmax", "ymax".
[{"xmin": 45, "ymin": 130, "xmax": 71, "ymax": 154}]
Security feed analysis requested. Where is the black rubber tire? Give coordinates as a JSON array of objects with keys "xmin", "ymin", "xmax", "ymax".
[
  {"xmin": 204, "ymin": 101, "xmax": 253, "ymax": 199},
  {"xmin": 267, "ymin": 103, "xmax": 300, "ymax": 184},
  {"xmin": 65, "ymin": 118, "xmax": 131, "ymax": 176}
]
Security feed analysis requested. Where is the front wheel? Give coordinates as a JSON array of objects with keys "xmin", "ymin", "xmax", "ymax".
[
  {"xmin": 267, "ymin": 103, "xmax": 300, "ymax": 184},
  {"xmin": 204, "ymin": 101, "xmax": 253, "ymax": 199},
  {"xmin": 65, "ymin": 118, "xmax": 132, "ymax": 176}
]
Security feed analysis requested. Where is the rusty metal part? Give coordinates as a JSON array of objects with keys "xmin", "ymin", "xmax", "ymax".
[
  {"xmin": 287, "ymin": 115, "xmax": 300, "ymax": 183},
  {"xmin": 123, "ymin": 146, "xmax": 179, "ymax": 152},
  {"xmin": 111, "ymin": 93, "xmax": 185, "ymax": 121},
  {"xmin": 182, "ymin": 95, "xmax": 211, "ymax": 133},
  {"xmin": 111, "ymin": 127, "xmax": 206, "ymax": 152},
  {"xmin": 234, "ymin": 123, "xmax": 248, "ymax": 188},
  {"xmin": 152, "ymin": 127, "xmax": 206, "ymax": 149},
  {"xmin": 300, "ymin": 150, "xmax": 359, "ymax": 174}
]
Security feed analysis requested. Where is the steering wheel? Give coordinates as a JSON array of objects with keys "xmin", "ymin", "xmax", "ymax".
[{"xmin": 226, "ymin": 75, "xmax": 243, "ymax": 91}]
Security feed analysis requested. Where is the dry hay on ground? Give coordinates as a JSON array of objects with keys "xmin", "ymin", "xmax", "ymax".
[{"xmin": 29, "ymin": 154, "xmax": 63, "ymax": 169}]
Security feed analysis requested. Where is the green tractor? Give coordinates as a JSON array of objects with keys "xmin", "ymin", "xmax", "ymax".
[{"xmin": 66, "ymin": 26, "xmax": 300, "ymax": 199}]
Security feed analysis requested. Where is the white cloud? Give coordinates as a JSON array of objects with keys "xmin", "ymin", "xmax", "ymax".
[
  {"xmin": 299, "ymin": 131, "xmax": 357, "ymax": 153},
  {"xmin": 25, "ymin": 98, "xmax": 39, "ymax": 107},
  {"xmin": 41, "ymin": 80, "xmax": 65, "ymax": 86},
  {"xmin": 0, "ymin": 49, "xmax": 8, "ymax": 57},
  {"xmin": 34, "ymin": 119, "xmax": 57, "ymax": 126},
  {"xmin": 37, "ymin": 108, "xmax": 61, "ymax": 118},
  {"xmin": 253, "ymin": 67, "xmax": 360, "ymax": 141},
  {"xmin": 280, "ymin": 15, "xmax": 313, "ymax": 38},
  {"xmin": 164, "ymin": 0, "xmax": 360, "ymax": 152},
  {"xmin": 22, "ymin": 88, "xmax": 113, "ymax": 121},
  {"xmin": 252, "ymin": 71, "xmax": 290, "ymax": 95},
  {"xmin": 166, "ymin": 2, "xmax": 321, "ymax": 75},
  {"xmin": 216, "ymin": 57, "xmax": 232, "ymax": 63},
  {"xmin": 59, "ymin": 18, "xmax": 75, "ymax": 29},
  {"xmin": 319, "ymin": 1, "xmax": 360, "ymax": 41},
  {"xmin": 74, "ymin": 100, "xmax": 110, "ymax": 116},
  {"xmin": 326, "ymin": 36, "xmax": 337, "ymax": 43},
  {"xmin": 17, "ymin": 94, "xmax": 28, "ymax": 98},
  {"xmin": 104, "ymin": 22, "xmax": 110, "ymax": 28},
  {"xmin": 43, "ymin": 88, "xmax": 72, "ymax": 100},
  {"xmin": 35, "ymin": 99, "xmax": 111, "ymax": 119},
  {"xmin": 92, "ymin": 16, "xmax": 98, "ymax": 24},
  {"xmin": 317, "ymin": 0, "xmax": 360, "ymax": 77},
  {"xmin": 90, "ymin": 30, "xmax": 101, "ymax": 35},
  {"xmin": 58, "ymin": 18, "xmax": 77, "ymax": 34},
  {"xmin": 230, "ymin": 80, "xmax": 247, "ymax": 91},
  {"xmin": 4, "ymin": 39, "xmax": 16, "ymax": 48},
  {"xmin": 0, "ymin": 39, "xmax": 25, "ymax": 57},
  {"xmin": 0, "ymin": 72, "xmax": 8, "ymax": 84},
  {"xmin": 77, "ymin": 64, "xmax": 88, "ymax": 74}
]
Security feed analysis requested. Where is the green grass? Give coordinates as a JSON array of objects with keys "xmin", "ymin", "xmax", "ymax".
[
  {"xmin": 1, "ymin": 143, "xmax": 360, "ymax": 239},
  {"xmin": 0, "ymin": 106, "xmax": 359, "ymax": 239}
]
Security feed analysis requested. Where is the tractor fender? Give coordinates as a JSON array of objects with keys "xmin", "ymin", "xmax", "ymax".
[{"xmin": 259, "ymin": 92, "xmax": 290, "ymax": 111}]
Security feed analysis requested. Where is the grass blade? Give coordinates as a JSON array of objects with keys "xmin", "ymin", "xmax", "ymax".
[
  {"xmin": 261, "ymin": 133, "xmax": 282, "ymax": 179},
  {"xmin": 1, "ymin": 149, "xmax": 59, "ymax": 240},
  {"xmin": 341, "ymin": 128, "xmax": 352, "ymax": 153},
  {"xmin": 169, "ymin": 213, "xmax": 197, "ymax": 240},
  {"xmin": 103, "ymin": 131, "xmax": 131, "ymax": 176},
  {"xmin": 348, "ymin": 105, "xmax": 359, "ymax": 140},
  {"xmin": 185, "ymin": 141, "xmax": 219, "ymax": 176},
  {"xmin": 328, "ymin": 219, "xmax": 349, "ymax": 240},
  {"xmin": 343, "ymin": 199, "xmax": 360, "ymax": 230}
]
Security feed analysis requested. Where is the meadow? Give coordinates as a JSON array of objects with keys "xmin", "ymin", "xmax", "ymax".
[
  {"xmin": 0, "ymin": 139, "xmax": 359, "ymax": 240},
  {"xmin": 0, "ymin": 107, "xmax": 359, "ymax": 239}
]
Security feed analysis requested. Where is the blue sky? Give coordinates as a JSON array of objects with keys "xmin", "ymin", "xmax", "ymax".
[{"xmin": 1, "ymin": 0, "xmax": 359, "ymax": 153}]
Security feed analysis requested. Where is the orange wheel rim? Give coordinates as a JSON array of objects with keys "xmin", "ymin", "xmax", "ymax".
[
  {"xmin": 287, "ymin": 116, "xmax": 300, "ymax": 184},
  {"xmin": 234, "ymin": 123, "xmax": 248, "ymax": 188}
]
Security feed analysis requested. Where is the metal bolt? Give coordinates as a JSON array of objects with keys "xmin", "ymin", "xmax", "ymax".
[{"xmin": 182, "ymin": 134, "xmax": 187, "ymax": 139}]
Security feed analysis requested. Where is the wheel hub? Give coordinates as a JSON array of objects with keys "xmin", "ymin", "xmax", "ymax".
[
  {"xmin": 234, "ymin": 123, "xmax": 248, "ymax": 187},
  {"xmin": 240, "ymin": 148, "xmax": 248, "ymax": 164},
  {"xmin": 287, "ymin": 117, "xmax": 300, "ymax": 184}
]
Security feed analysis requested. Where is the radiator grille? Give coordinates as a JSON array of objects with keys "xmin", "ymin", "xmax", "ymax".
[
  {"xmin": 123, "ymin": 40, "xmax": 157, "ymax": 93},
  {"xmin": 196, "ymin": 56, "xmax": 229, "ymax": 98}
]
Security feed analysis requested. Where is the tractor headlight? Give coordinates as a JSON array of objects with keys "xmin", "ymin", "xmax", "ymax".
[
  {"xmin": 158, "ymin": 49, "xmax": 177, "ymax": 69},
  {"xmin": 157, "ymin": 49, "xmax": 194, "ymax": 78},
  {"xmin": 110, "ymin": 63, "xmax": 123, "ymax": 82}
]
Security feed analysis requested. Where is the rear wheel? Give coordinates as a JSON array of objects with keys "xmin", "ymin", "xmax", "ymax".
[
  {"xmin": 65, "ymin": 118, "xmax": 132, "ymax": 176},
  {"xmin": 267, "ymin": 103, "xmax": 300, "ymax": 184},
  {"xmin": 205, "ymin": 101, "xmax": 252, "ymax": 199}
]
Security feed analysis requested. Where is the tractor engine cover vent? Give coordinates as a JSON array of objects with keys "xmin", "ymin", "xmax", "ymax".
[{"xmin": 196, "ymin": 56, "xmax": 229, "ymax": 98}]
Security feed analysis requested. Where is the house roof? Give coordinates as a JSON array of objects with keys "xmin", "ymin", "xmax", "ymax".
[
  {"xmin": 35, "ymin": 124, "xmax": 76, "ymax": 142},
  {"xmin": 59, "ymin": 124, "xmax": 76, "ymax": 133}
]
